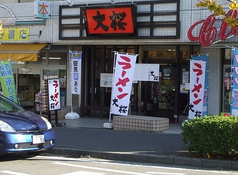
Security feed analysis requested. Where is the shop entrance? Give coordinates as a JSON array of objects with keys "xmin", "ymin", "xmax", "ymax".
[
  {"xmin": 142, "ymin": 65, "xmax": 176, "ymax": 120},
  {"xmin": 141, "ymin": 46, "xmax": 192, "ymax": 121},
  {"xmin": 17, "ymin": 68, "xmax": 41, "ymax": 109},
  {"xmin": 81, "ymin": 45, "xmax": 138, "ymax": 117},
  {"xmin": 81, "ymin": 45, "xmax": 193, "ymax": 120}
]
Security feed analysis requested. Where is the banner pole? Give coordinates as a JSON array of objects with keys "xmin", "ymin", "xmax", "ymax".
[
  {"xmin": 69, "ymin": 49, "xmax": 73, "ymax": 113},
  {"xmin": 103, "ymin": 51, "xmax": 117, "ymax": 128},
  {"xmin": 108, "ymin": 51, "xmax": 117, "ymax": 123},
  {"xmin": 65, "ymin": 49, "xmax": 80, "ymax": 119}
]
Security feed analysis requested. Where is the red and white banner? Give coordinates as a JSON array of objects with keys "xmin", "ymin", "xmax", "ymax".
[
  {"xmin": 189, "ymin": 60, "xmax": 206, "ymax": 119},
  {"xmin": 48, "ymin": 79, "xmax": 61, "ymax": 111},
  {"xmin": 110, "ymin": 53, "xmax": 137, "ymax": 116}
]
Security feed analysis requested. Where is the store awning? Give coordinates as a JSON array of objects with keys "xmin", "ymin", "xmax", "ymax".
[{"xmin": 0, "ymin": 44, "xmax": 46, "ymax": 61}]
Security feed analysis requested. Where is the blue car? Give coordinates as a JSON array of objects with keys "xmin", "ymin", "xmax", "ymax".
[{"xmin": 0, "ymin": 95, "xmax": 55, "ymax": 156}]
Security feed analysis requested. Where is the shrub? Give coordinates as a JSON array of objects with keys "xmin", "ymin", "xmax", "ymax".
[{"xmin": 181, "ymin": 116, "xmax": 238, "ymax": 159}]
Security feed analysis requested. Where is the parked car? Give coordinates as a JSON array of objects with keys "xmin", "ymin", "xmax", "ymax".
[{"xmin": 0, "ymin": 94, "xmax": 55, "ymax": 156}]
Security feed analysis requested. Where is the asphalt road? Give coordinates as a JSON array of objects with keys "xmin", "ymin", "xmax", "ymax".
[
  {"xmin": 46, "ymin": 126, "xmax": 238, "ymax": 170},
  {"xmin": 53, "ymin": 127, "xmax": 187, "ymax": 156},
  {"xmin": 2, "ymin": 155, "xmax": 238, "ymax": 175}
]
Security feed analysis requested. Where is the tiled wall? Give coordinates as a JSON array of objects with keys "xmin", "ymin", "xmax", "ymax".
[{"xmin": 113, "ymin": 115, "xmax": 169, "ymax": 132}]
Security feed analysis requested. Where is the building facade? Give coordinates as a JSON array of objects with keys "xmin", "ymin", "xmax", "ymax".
[{"xmin": 0, "ymin": 0, "xmax": 234, "ymax": 121}]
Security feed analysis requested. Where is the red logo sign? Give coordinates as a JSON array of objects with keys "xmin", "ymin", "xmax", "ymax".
[
  {"xmin": 188, "ymin": 10, "xmax": 238, "ymax": 47},
  {"xmin": 84, "ymin": 6, "xmax": 136, "ymax": 36}
]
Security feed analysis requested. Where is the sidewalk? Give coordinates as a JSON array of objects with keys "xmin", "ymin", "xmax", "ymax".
[
  {"xmin": 59, "ymin": 117, "xmax": 182, "ymax": 134},
  {"xmin": 46, "ymin": 116, "xmax": 238, "ymax": 170}
]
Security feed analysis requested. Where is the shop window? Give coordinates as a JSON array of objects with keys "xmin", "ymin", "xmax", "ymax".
[
  {"xmin": 105, "ymin": 46, "xmax": 114, "ymax": 73},
  {"xmin": 32, "ymin": 52, "xmax": 67, "ymax": 65},
  {"xmin": 145, "ymin": 46, "xmax": 177, "ymax": 63},
  {"xmin": 48, "ymin": 52, "xmax": 67, "ymax": 65},
  {"xmin": 193, "ymin": 46, "xmax": 200, "ymax": 55},
  {"xmin": 59, "ymin": 70, "xmax": 66, "ymax": 107},
  {"xmin": 222, "ymin": 65, "xmax": 232, "ymax": 113},
  {"xmin": 179, "ymin": 46, "xmax": 190, "ymax": 62},
  {"xmin": 222, "ymin": 49, "xmax": 232, "ymax": 113},
  {"xmin": 27, "ymin": 52, "xmax": 46, "ymax": 65}
]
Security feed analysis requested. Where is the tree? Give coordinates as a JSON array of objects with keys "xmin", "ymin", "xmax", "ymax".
[{"xmin": 196, "ymin": 0, "xmax": 238, "ymax": 26}]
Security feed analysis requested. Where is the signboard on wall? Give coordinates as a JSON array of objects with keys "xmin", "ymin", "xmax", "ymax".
[
  {"xmin": 34, "ymin": 0, "xmax": 50, "ymax": 19},
  {"xmin": 0, "ymin": 28, "xmax": 29, "ymax": 41},
  {"xmin": 83, "ymin": 5, "xmax": 137, "ymax": 36},
  {"xmin": 100, "ymin": 64, "xmax": 160, "ymax": 87},
  {"xmin": 100, "ymin": 73, "xmax": 113, "ymax": 87},
  {"xmin": 134, "ymin": 64, "xmax": 160, "ymax": 82}
]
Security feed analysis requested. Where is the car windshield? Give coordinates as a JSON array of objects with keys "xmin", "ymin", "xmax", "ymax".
[{"xmin": 0, "ymin": 95, "xmax": 24, "ymax": 112}]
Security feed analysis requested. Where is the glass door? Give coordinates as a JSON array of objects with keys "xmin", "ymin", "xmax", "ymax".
[
  {"xmin": 178, "ymin": 64, "xmax": 189, "ymax": 115},
  {"xmin": 222, "ymin": 65, "xmax": 232, "ymax": 113},
  {"xmin": 17, "ymin": 68, "xmax": 41, "ymax": 109}
]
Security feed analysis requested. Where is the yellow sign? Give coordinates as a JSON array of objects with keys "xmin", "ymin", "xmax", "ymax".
[{"xmin": 0, "ymin": 28, "xmax": 30, "ymax": 41}]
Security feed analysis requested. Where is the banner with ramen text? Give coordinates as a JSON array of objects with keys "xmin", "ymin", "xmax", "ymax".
[
  {"xmin": 110, "ymin": 53, "xmax": 137, "ymax": 116},
  {"xmin": 189, "ymin": 60, "xmax": 206, "ymax": 119}
]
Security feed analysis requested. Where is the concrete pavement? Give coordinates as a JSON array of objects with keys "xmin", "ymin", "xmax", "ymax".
[{"xmin": 46, "ymin": 117, "xmax": 238, "ymax": 170}]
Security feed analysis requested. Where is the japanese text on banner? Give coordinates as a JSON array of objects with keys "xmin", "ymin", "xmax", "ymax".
[
  {"xmin": 189, "ymin": 60, "xmax": 206, "ymax": 119},
  {"xmin": 110, "ymin": 53, "xmax": 137, "ymax": 116},
  {"xmin": 191, "ymin": 55, "xmax": 209, "ymax": 116},
  {"xmin": 0, "ymin": 61, "xmax": 17, "ymax": 103},
  {"xmin": 70, "ymin": 51, "xmax": 82, "ymax": 95},
  {"xmin": 48, "ymin": 79, "xmax": 61, "ymax": 111}
]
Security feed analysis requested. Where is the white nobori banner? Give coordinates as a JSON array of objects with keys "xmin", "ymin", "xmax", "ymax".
[
  {"xmin": 189, "ymin": 60, "xmax": 206, "ymax": 119},
  {"xmin": 110, "ymin": 53, "xmax": 138, "ymax": 116},
  {"xmin": 70, "ymin": 51, "xmax": 82, "ymax": 95}
]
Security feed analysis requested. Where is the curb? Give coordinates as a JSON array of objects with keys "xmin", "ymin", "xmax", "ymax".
[{"xmin": 46, "ymin": 148, "xmax": 238, "ymax": 170}]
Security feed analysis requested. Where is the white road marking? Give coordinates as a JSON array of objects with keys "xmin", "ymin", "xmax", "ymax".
[
  {"xmin": 0, "ymin": 170, "xmax": 31, "ymax": 175},
  {"xmin": 150, "ymin": 167, "xmax": 238, "ymax": 174},
  {"xmin": 147, "ymin": 172, "xmax": 185, "ymax": 175},
  {"xmin": 54, "ymin": 162, "xmax": 150, "ymax": 175},
  {"xmin": 61, "ymin": 171, "xmax": 105, "ymax": 175}
]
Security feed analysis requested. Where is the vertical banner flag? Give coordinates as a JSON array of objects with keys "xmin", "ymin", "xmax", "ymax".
[
  {"xmin": 189, "ymin": 60, "xmax": 206, "ymax": 119},
  {"xmin": 70, "ymin": 51, "xmax": 82, "ymax": 95},
  {"xmin": 48, "ymin": 79, "xmax": 61, "ymax": 111},
  {"xmin": 191, "ymin": 55, "xmax": 209, "ymax": 116},
  {"xmin": 231, "ymin": 49, "xmax": 238, "ymax": 115},
  {"xmin": 110, "ymin": 53, "xmax": 138, "ymax": 116},
  {"xmin": 0, "ymin": 61, "xmax": 17, "ymax": 103}
]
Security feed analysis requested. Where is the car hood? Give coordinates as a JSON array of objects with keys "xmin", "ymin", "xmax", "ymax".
[{"xmin": 0, "ymin": 111, "xmax": 47, "ymax": 131}]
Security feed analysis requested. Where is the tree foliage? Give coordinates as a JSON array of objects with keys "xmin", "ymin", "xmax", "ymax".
[
  {"xmin": 196, "ymin": 0, "xmax": 238, "ymax": 26},
  {"xmin": 0, "ymin": 20, "xmax": 3, "ymax": 35}
]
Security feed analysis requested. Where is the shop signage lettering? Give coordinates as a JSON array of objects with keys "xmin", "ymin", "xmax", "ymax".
[
  {"xmin": 84, "ymin": 6, "xmax": 136, "ymax": 36},
  {"xmin": 0, "ymin": 28, "xmax": 29, "ymax": 41},
  {"xmin": 34, "ymin": 0, "xmax": 50, "ymax": 19},
  {"xmin": 187, "ymin": 10, "xmax": 238, "ymax": 47}
]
